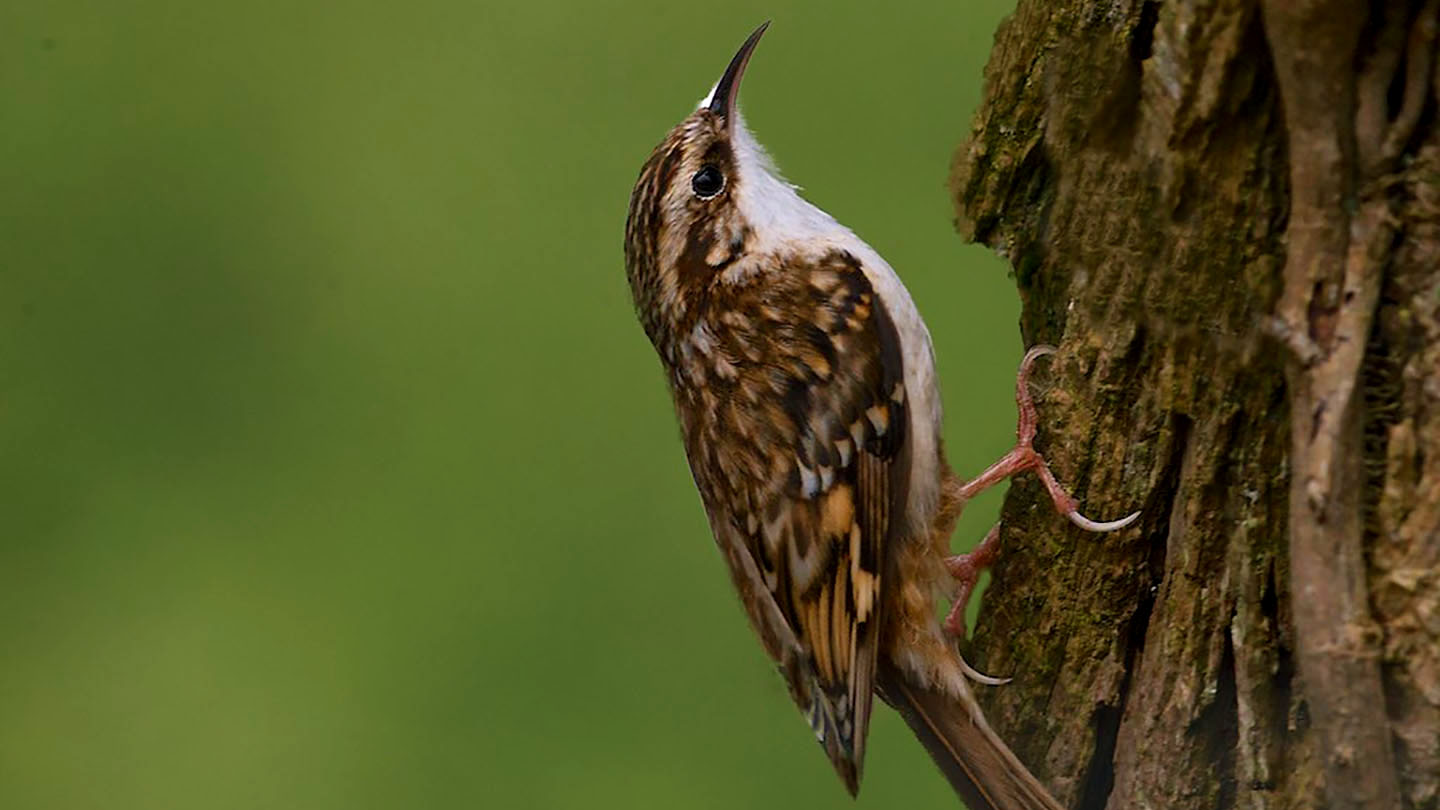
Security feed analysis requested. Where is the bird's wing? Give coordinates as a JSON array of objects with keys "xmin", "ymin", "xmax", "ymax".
[{"xmin": 678, "ymin": 249, "xmax": 908, "ymax": 794}]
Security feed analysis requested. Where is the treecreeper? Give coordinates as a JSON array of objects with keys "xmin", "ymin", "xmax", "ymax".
[{"xmin": 622, "ymin": 23, "xmax": 1139, "ymax": 809}]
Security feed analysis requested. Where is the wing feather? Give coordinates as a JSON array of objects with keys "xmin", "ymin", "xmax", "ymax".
[{"xmin": 675, "ymin": 249, "xmax": 908, "ymax": 794}]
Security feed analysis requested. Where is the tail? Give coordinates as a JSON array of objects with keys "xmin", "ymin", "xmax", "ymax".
[{"xmin": 875, "ymin": 657, "xmax": 1065, "ymax": 810}]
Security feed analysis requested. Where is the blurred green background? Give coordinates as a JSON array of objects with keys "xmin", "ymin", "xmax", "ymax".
[{"xmin": 1, "ymin": 1, "xmax": 1023, "ymax": 807}]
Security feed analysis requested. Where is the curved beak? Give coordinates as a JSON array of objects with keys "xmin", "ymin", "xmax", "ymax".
[{"xmin": 707, "ymin": 22, "xmax": 770, "ymax": 123}]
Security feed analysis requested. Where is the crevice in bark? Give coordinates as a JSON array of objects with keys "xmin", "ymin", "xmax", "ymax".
[
  {"xmin": 1362, "ymin": 285, "xmax": 1405, "ymax": 540},
  {"xmin": 1079, "ymin": 585, "xmax": 1159, "ymax": 810},
  {"xmin": 1129, "ymin": 1, "xmax": 1159, "ymax": 64},
  {"xmin": 1260, "ymin": 556, "xmax": 1300, "ymax": 791},
  {"xmin": 1092, "ymin": 1, "xmax": 1160, "ymax": 153},
  {"xmin": 1077, "ymin": 702, "xmax": 1121, "ymax": 810},
  {"xmin": 1193, "ymin": 623, "xmax": 1240, "ymax": 809},
  {"xmin": 1077, "ymin": 411, "xmax": 1185, "ymax": 810},
  {"xmin": 950, "ymin": 1, "xmax": 1439, "ymax": 806},
  {"xmin": 1148, "ymin": 412, "xmax": 1188, "ymax": 587}
]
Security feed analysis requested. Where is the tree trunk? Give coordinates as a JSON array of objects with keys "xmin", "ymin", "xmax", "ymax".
[{"xmin": 949, "ymin": 2, "xmax": 1440, "ymax": 809}]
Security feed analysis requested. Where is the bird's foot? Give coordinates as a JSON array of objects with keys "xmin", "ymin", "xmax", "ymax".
[
  {"xmin": 942, "ymin": 525, "xmax": 1011, "ymax": 685},
  {"xmin": 956, "ymin": 345, "xmax": 1141, "ymax": 532},
  {"xmin": 940, "ymin": 345, "xmax": 1139, "ymax": 651},
  {"xmin": 942, "ymin": 523, "xmax": 1000, "ymax": 637}
]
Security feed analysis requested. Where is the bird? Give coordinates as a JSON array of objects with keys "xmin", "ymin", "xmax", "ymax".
[{"xmin": 622, "ymin": 22, "xmax": 1138, "ymax": 808}]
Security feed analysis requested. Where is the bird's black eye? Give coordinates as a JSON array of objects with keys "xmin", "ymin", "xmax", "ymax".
[{"xmin": 691, "ymin": 165, "xmax": 725, "ymax": 199}]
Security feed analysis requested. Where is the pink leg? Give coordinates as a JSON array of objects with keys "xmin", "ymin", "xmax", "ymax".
[
  {"xmin": 942, "ymin": 346, "xmax": 1139, "ymax": 638},
  {"xmin": 957, "ymin": 345, "xmax": 1139, "ymax": 532},
  {"xmin": 943, "ymin": 523, "xmax": 1001, "ymax": 635}
]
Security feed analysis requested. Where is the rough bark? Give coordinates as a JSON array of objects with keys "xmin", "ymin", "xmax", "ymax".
[{"xmin": 949, "ymin": 1, "xmax": 1440, "ymax": 808}]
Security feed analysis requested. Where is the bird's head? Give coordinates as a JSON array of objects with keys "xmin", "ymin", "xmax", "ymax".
[{"xmin": 625, "ymin": 22, "xmax": 818, "ymax": 355}]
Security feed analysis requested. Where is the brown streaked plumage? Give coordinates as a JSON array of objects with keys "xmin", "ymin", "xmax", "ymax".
[{"xmin": 623, "ymin": 23, "xmax": 1137, "ymax": 806}]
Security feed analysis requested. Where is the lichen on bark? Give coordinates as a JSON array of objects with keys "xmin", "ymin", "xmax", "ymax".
[{"xmin": 946, "ymin": 1, "xmax": 1440, "ymax": 808}]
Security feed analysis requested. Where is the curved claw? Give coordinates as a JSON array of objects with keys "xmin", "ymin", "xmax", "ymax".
[
  {"xmin": 958, "ymin": 655, "xmax": 1012, "ymax": 687},
  {"xmin": 1009, "ymin": 345, "xmax": 1059, "ymax": 445},
  {"xmin": 1066, "ymin": 509, "xmax": 1141, "ymax": 533},
  {"xmin": 1021, "ymin": 343, "xmax": 1058, "ymax": 365}
]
